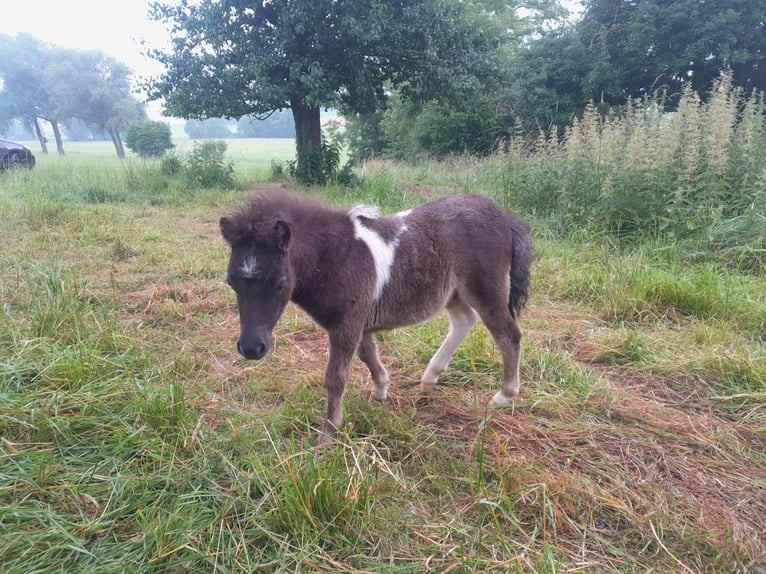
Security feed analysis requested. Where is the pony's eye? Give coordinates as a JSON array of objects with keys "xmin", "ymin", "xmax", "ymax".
[{"xmin": 275, "ymin": 277, "xmax": 287, "ymax": 292}]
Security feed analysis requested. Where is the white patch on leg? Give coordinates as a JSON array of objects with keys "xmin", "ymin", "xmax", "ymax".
[
  {"xmin": 371, "ymin": 372, "xmax": 389, "ymax": 401},
  {"xmin": 490, "ymin": 390, "xmax": 512, "ymax": 406},
  {"xmin": 421, "ymin": 306, "xmax": 477, "ymax": 386},
  {"xmin": 349, "ymin": 206, "xmax": 404, "ymax": 300}
]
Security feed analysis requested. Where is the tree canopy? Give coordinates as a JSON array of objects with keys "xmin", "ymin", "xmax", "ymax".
[
  {"xmin": 147, "ymin": 0, "xmax": 499, "ymax": 183},
  {"xmin": 501, "ymin": 0, "xmax": 766, "ymax": 135},
  {"xmin": 578, "ymin": 0, "xmax": 766, "ymax": 97}
]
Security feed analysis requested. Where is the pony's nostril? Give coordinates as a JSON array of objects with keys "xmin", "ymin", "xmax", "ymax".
[{"xmin": 255, "ymin": 343, "xmax": 267, "ymax": 358}]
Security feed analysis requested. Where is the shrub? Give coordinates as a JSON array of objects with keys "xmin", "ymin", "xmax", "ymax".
[
  {"xmin": 184, "ymin": 140, "xmax": 235, "ymax": 189},
  {"xmin": 124, "ymin": 120, "xmax": 174, "ymax": 158},
  {"xmin": 287, "ymin": 132, "xmax": 359, "ymax": 186}
]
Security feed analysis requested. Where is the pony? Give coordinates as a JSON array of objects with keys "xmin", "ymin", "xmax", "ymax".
[{"xmin": 220, "ymin": 191, "xmax": 532, "ymax": 444}]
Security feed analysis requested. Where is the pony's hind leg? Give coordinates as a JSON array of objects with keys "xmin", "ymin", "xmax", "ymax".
[
  {"xmin": 478, "ymin": 310, "xmax": 522, "ymax": 406},
  {"xmin": 357, "ymin": 333, "xmax": 389, "ymax": 401},
  {"xmin": 420, "ymin": 298, "xmax": 478, "ymax": 390}
]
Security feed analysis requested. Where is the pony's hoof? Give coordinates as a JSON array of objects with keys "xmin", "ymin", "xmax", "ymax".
[
  {"xmin": 489, "ymin": 391, "xmax": 518, "ymax": 407},
  {"xmin": 419, "ymin": 381, "xmax": 437, "ymax": 392},
  {"xmin": 369, "ymin": 391, "xmax": 387, "ymax": 403},
  {"xmin": 312, "ymin": 433, "xmax": 334, "ymax": 448}
]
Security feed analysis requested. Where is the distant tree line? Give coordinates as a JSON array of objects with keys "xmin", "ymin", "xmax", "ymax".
[
  {"xmin": 183, "ymin": 110, "xmax": 296, "ymax": 139},
  {"xmin": 0, "ymin": 33, "xmax": 145, "ymax": 157}
]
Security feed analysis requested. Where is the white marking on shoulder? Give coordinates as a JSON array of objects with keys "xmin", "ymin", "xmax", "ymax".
[
  {"xmin": 350, "ymin": 209, "xmax": 401, "ymax": 300},
  {"xmin": 240, "ymin": 255, "xmax": 258, "ymax": 278},
  {"xmin": 397, "ymin": 209, "xmax": 412, "ymax": 219},
  {"xmin": 349, "ymin": 204, "xmax": 381, "ymax": 220}
]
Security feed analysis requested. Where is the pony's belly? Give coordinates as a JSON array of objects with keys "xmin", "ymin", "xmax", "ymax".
[{"xmin": 366, "ymin": 285, "xmax": 453, "ymax": 331}]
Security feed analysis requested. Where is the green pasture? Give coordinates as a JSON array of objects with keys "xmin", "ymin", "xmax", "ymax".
[
  {"xmin": 16, "ymin": 137, "xmax": 296, "ymax": 181},
  {"xmin": 1, "ymin": 146, "xmax": 765, "ymax": 573}
]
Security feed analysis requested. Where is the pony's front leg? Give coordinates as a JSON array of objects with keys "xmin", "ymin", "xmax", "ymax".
[{"xmin": 316, "ymin": 328, "xmax": 361, "ymax": 445}]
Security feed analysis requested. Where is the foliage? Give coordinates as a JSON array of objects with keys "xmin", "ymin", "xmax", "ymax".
[
  {"xmin": 578, "ymin": 0, "xmax": 766, "ymax": 97},
  {"xmin": 344, "ymin": 109, "xmax": 390, "ymax": 162},
  {"xmin": 148, "ymin": 0, "xmax": 499, "ymax": 183},
  {"xmin": 0, "ymin": 33, "xmax": 145, "ymax": 157},
  {"xmin": 500, "ymin": 28, "xmax": 620, "ymax": 134},
  {"xmin": 285, "ymin": 132, "xmax": 358, "ymax": 187},
  {"xmin": 183, "ymin": 140, "xmax": 236, "ymax": 189},
  {"xmin": 357, "ymin": 0, "xmax": 765, "ymax": 157},
  {"xmin": 124, "ymin": 120, "xmax": 174, "ymax": 158},
  {"xmin": 499, "ymin": 76, "xmax": 766, "ymax": 266}
]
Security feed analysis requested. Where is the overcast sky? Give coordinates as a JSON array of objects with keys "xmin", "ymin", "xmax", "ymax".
[{"xmin": 0, "ymin": 0, "xmax": 169, "ymax": 79}]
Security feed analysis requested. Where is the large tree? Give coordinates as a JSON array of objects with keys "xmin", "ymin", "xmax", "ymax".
[
  {"xmin": 55, "ymin": 51, "xmax": 145, "ymax": 158},
  {"xmin": 0, "ymin": 34, "xmax": 59, "ymax": 154},
  {"xmin": 147, "ymin": 0, "xmax": 498, "ymax": 183},
  {"xmin": 498, "ymin": 0, "xmax": 766, "ymax": 133},
  {"xmin": 578, "ymin": 0, "xmax": 766, "ymax": 97}
]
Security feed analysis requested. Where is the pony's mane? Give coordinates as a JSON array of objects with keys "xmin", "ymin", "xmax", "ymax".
[
  {"xmin": 244, "ymin": 190, "xmax": 337, "ymax": 221},
  {"xmin": 222, "ymin": 191, "xmax": 343, "ymax": 245}
]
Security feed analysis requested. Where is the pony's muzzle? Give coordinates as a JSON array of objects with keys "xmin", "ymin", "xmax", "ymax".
[{"xmin": 237, "ymin": 338, "xmax": 269, "ymax": 360}]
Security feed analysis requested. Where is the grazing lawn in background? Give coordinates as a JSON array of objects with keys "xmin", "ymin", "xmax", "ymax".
[
  {"xmin": 1, "ymin": 147, "xmax": 764, "ymax": 573},
  {"xmin": 15, "ymin": 137, "xmax": 296, "ymax": 181}
]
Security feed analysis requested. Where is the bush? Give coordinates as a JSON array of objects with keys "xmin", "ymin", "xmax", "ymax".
[
  {"xmin": 287, "ymin": 132, "xmax": 360, "ymax": 186},
  {"xmin": 124, "ymin": 121, "xmax": 174, "ymax": 158},
  {"xmin": 184, "ymin": 140, "xmax": 235, "ymax": 189}
]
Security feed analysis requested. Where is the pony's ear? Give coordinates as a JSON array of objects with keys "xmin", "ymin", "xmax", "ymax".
[
  {"xmin": 219, "ymin": 217, "xmax": 238, "ymax": 245},
  {"xmin": 273, "ymin": 220, "xmax": 291, "ymax": 252}
]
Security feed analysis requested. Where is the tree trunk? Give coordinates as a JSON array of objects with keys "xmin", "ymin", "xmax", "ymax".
[
  {"xmin": 290, "ymin": 98, "xmax": 323, "ymax": 184},
  {"xmin": 115, "ymin": 130, "xmax": 126, "ymax": 159},
  {"xmin": 33, "ymin": 117, "xmax": 48, "ymax": 155},
  {"xmin": 50, "ymin": 120, "xmax": 65, "ymax": 155},
  {"xmin": 109, "ymin": 128, "xmax": 126, "ymax": 159}
]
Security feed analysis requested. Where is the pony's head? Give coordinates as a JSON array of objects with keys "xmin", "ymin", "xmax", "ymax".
[{"xmin": 220, "ymin": 210, "xmax": 293, "ymax": 360}]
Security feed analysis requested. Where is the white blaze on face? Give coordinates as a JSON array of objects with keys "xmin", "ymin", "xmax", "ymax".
[
  {"xmin": 349, "ymin": 205, "xmax": 403, "ymax": 300},
  {"xmin": 240, "ymin": 255, "xmax": 259, "ymax": 278}
]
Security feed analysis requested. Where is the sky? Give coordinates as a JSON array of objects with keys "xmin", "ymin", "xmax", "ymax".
[{"xmin": 0, "ymin": 0, "xmax": 169, "ymax": 80}]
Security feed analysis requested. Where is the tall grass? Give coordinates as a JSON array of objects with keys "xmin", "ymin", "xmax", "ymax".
[{"xmin": 499, "ymin": 74, "xmax": 766, "ymax": 269}]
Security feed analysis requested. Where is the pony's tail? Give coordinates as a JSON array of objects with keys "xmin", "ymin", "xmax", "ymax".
[{"xmin": 508, "ymin": 214, "xmax": 532, "ymax": 319}]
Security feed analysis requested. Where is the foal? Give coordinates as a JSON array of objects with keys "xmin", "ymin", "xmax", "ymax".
[{"xmin": 220, "ymin": 191, "xmax": 532, "ymax": 443}]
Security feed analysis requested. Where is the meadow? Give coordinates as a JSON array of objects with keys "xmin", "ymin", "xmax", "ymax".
[{"xmin": 1, "ymin": 130, "xmax": 765, "ymax": 573}]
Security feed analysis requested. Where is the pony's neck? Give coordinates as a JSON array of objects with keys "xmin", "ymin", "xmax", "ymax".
[{"xmin": 287, "ymin": 203, "xmax": 343, "ymax": 294}]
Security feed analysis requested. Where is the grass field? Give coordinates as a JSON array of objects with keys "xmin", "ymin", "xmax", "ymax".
[
  {"xmin": 1, "ymin": 144, "xmax": 765, "ymax": 573},
  {"xmin": 14, "ymin": 137, "xmax": 296, "ymax": 181}
]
